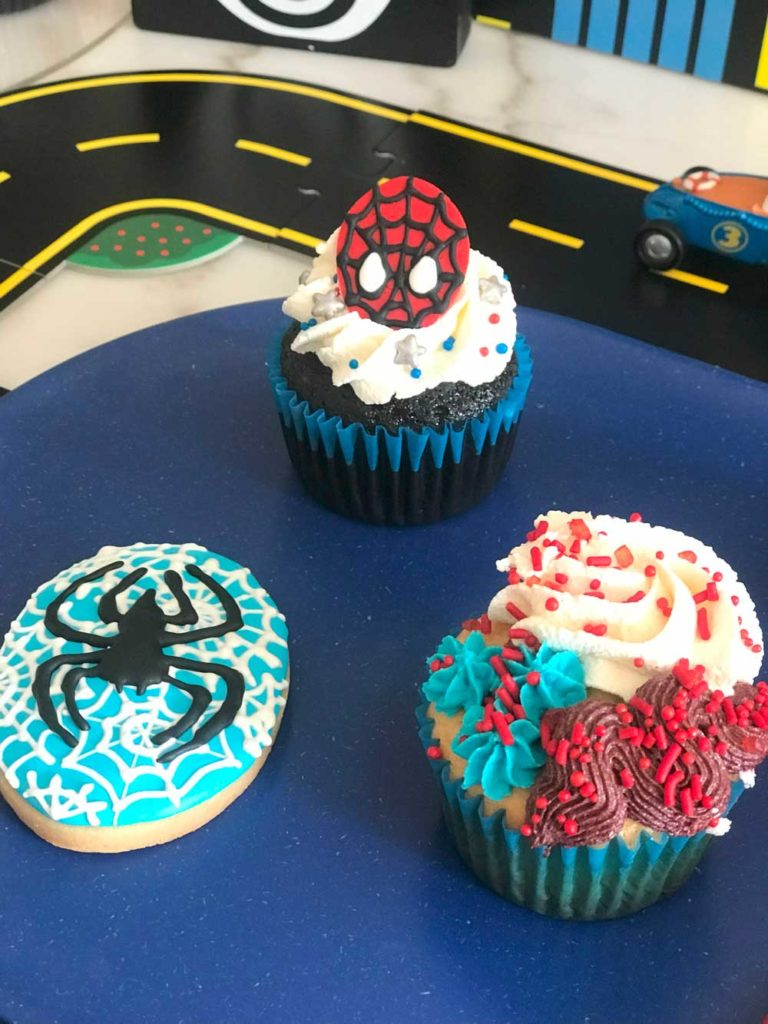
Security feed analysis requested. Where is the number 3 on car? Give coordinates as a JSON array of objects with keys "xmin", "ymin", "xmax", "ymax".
[{"xmin": 635, "ymin": 167, "xmax": 768, "ymax": 271}]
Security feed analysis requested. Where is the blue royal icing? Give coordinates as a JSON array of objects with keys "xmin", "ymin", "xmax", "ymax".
[{"xmin": 0, "ymin": 543, "xmax": 289, "ymax": 829}]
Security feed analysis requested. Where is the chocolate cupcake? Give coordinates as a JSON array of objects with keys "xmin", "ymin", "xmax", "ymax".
[
  {"xmin": 268, "ymin": 176, "xmax": 531, "ymax": 525},
  {"xmin": 417, "ymin": 510, "xmax": 767, "ymax": 918}
]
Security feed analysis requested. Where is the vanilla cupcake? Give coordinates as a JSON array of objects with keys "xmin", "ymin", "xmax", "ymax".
[
  {"xmin": 417, "ymin": 511, "xmax": 767, "ymax": 918},
  {"xmin": 268, "ymin": 176, "xmax": 531, "ymax": 525}
]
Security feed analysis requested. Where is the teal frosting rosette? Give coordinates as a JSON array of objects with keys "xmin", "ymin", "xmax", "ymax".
[{"xmin": 424, "ymin": 637, "xmax": 586, "ymax": 798}]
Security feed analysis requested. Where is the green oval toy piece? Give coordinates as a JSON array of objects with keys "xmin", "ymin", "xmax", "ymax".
[{"xmin": 69, "ymin": 213, "xmax": 240, "ymax": 272}]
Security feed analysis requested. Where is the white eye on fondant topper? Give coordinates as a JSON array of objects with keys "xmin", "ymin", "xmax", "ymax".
[
  {"xmin": 359, "ymin": 251, "xmax": 387, "ymax": 294},
  {"xmin": 408, "ymin": 255, "xmax": 438, "ymax": 295},
  {"xmin": 213, "ymin": 0, "xmax": 392, "ymax": 41}
]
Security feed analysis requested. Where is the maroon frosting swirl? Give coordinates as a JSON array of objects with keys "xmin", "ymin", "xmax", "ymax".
[{"xmin": 523, "ymin": 662, "xmax": 768, "ymax": 848}]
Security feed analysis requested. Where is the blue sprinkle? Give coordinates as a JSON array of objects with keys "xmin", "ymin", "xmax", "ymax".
[
  {"xmin": 442, "ymin": 337, "xmax": 455, "ymax": 351},
  {"xmin": 410, "ymin": 368, "xmax": 422, "ymax": 379},
  {"xmin": 349, "ymin": 359, "xmax": 359, "ymax": 369},
  {"xmin": 503, "ymin": 274, "xmax": 509, "ymax": 281},
  {"xmin": 496, "ymin": 343, "xmax": 508, "ymax": 354},
  {"xmin": 300, "ymin": 318, "xmax": 317, "ymax": 331}
]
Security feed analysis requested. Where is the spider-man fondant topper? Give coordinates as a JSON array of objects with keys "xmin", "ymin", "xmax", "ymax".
[{"xmin": 336, "ymin": 176, "xmax": 470, "ymax": 329}]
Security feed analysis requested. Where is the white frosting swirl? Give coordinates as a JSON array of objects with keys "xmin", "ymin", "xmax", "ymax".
[
  {"xmin": 488, "ymin": 510, "xmax": 763, "ymax": 700},
  {"xmin": 281, "ymin": 230, "xmax": 517, "ymax": 405}
]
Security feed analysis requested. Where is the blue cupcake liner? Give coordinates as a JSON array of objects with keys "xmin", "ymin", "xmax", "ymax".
[
  {"xmin": 416, "ymin": 702, "xmax": 744, "ymax": 920},
  {"xmin": 267, "ymin": 332, "xmax": 532, "ymax": 473}
]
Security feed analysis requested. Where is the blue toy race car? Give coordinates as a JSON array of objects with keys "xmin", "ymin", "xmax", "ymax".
[{"xmin": 635, "ymin": 168, "xmax": 768, "ymax": 271}]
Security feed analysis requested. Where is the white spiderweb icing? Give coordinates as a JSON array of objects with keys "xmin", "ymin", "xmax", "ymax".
[{"xmin": 0, "ymin": 543, "xmax": 289, "ymax": 827}]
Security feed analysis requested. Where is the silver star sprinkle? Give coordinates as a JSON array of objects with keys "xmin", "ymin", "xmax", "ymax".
[
  {"xmin": 393, "ymin": 333, "xmax": 427, "ymax": 369},
  {"xmin": 478, "ymin": 275, "xmax": 507, "ymax": 304},
  {"xmin": 311, "ymin": 290, "xmax": 346, "ymax": 320}
]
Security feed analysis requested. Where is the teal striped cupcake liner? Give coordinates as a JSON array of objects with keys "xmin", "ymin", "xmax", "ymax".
[
  {"xmin": 266, "ymin": 333, "xmax": 532, "ymax": 525},
  {"xmin": 416, "ymin": 703, "xmax": 744, "ymax": 920}
]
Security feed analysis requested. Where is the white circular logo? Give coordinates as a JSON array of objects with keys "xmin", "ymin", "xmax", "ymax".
[{"xmin": 214, "ymin": 0, "xmax": 392, "ymax": 41}]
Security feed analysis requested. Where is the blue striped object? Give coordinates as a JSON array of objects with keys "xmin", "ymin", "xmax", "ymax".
[
  {"xmin": 621, "ymin": 0, "xmax": 659, "ymax": 62},
  {"xmin": 658, "ymin": 0, "xmax": 697, "ymax": 71},
  {"xmin": 552, "ymin": 0, "xmax": 584, "ymax": 43},
  {"xmin": 694, "ymin": 0, "xmax": 737, "ymax": 80},
  {"xmin": 587, "ymin": 0, "xmax": 621, "ymax": 52}
]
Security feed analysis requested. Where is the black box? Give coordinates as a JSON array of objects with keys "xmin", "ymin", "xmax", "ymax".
[{"xmin": 132, "ymin": 0, "xmax": 472, "ymax": 67}]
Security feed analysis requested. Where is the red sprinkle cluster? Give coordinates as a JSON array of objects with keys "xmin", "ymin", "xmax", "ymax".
[
  {"xmin": 500, "ymin": 513, "xmax": 759, "ymax": 650},
  {"xmin": 519, "ymin": 661, "xmax": 768, "ymax": 847},
  {"xmin": 428, "ymin": 639, "xmax": 536, "ymax": 750}
]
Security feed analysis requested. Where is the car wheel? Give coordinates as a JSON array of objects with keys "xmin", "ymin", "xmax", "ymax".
[{"xmin": 635, "ymin": 221, "xmax": 684, "ymax": 271}]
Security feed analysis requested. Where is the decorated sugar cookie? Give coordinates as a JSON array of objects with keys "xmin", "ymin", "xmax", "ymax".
[{"xmin": 0, "ymin": 543, "xmax": 289, "ymax": 853}]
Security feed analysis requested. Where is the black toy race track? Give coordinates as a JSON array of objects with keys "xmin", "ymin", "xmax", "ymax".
[{"xmin": 0, "ymin": 71, "xmax": 765, "ymax": 380}]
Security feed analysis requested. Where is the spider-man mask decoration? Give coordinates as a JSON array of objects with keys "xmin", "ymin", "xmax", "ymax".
[{"xmin": 335, "ymin": 176, "xmax": 470, "ymax": 330}]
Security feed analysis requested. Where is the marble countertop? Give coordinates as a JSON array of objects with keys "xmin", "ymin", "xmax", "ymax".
[{"xmin": 0, "ymin": 0, "xmax": 766, "ymax": 388}]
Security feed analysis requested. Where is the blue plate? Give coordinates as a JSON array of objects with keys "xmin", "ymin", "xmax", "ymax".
[{"xmin": 0, "ymin": 300, "xmax": 765, "ymax": 1024}]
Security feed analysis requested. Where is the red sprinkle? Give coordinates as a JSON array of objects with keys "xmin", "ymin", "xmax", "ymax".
[
  {"xmin": 501, "ymin": 646, "xmax": 524, "ymax": 662},
  {"xmin": 644, "ymin": 565, "xmax": 656, "ymax": 578},
  {"xmin": 583, "ymin": 623, "xmax": 608, "ymax": 636},
  {"xmin": 679, "ymin": 550, "xmax": 697, "ymax": 563},
  {"xmin": 633, "ymin": 657, "xmax": 645, "ymax": 668},
  {"xmin": 663, "ymin": 769, "xmax": 684, "ymax": 808},
  {"xmin": 554, "ymin": 573, "xmax": 569, "ymax": 585},
  {"xmin": 690, "ymin": 774, "xmax": 703, "ymax": 801},
  {"xmin": 679, "ymin": 787, "xmax": 695, "ymax": 816},
  {"xmin": 638, "ymin": 756, "xmax": 652, "ymax": 770},
  {"xmin": 520, "ymin": 824, "xmax": 532, "ymax": 837},
  {"xmin": 656, "ymin": 742, "xmax": 682, "ymax": 783},
  {"xmin": 625, "ymin": 590, "xmax": 646, "ymax": 604},
  {"xmin": 586, "ymin": 556, "xmax": 612, "ymax": 567},
  {"xmin": 731, "ymin": 595, "xmax": 740, "ymax": 606},
  {"xmin": 491, "ymin": 710, "xmax": 515, "ymax": 746},
  {"xmin": 697, "ymin": 607, "xmax": 711, "ymax": 641},
  {"xmin": 555, "ymin": 739, "xmax": 570, "ymax": 766},
  {"xmin": 614, "ymin": 545, "xmax": 634, "ymax": 568},
  {"xmin": 430, "ymin": 659, "xmax": 441, "ymax": 672},
  {"xmin": 630, "ymin": 696, "xmax": 653, "ymax": 717},
  {"xmin": 570, "ymin": 770, "xmax": 586, "ymax": 788},
  {"xmin": 569, "ymin": 518, "xmax": 592, "ymax": 540},
  {"xmin": 506, "ymin": 601, "xmax": 526, "ymax": 621},
  {"xmin": 545, "ymin": 597, "xmax": 559, "ymax": 611},
  {"xmin": 629, "ymin": 512, "xmax": 642, "ymax": 522},
  {"xmin": 557, "ymin": 789, "xmax": 572, "ymax": 803},
  {"xmin": 701, "ymin": 794, "xmax": 714, "ymax": 810},
  {"xmin": 535, "ymin": 796, "xmax": 548, "ymax": 810},
  {"xmin": 531, "ymin": 546, "xmax": 543, "ymax": 572},
  {"xmin": 526, "ymin": 671, "xmax": 541, "ymax": 687},
  {"xmin": 619, "ymin": 768, "xmax": 635, "ymax": 789},
  {"xmin": 563, "ymin": 819, "xmax": 579, "ymax": 836},
  {"xmin": 426, "ymin": 745, "xmax": 442, "ymax": 759}
]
